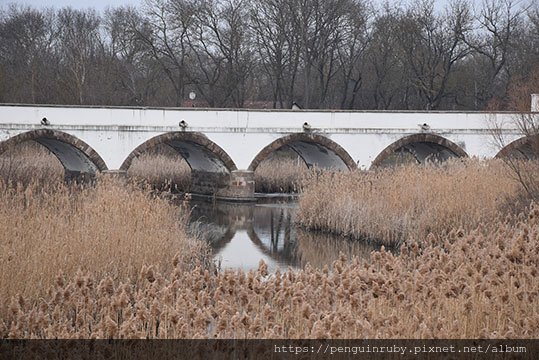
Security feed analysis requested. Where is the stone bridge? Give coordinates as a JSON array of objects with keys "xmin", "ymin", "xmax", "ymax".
[{"xmin": 0, "ymin": 104, "xmax": 537, "ymax": 200}]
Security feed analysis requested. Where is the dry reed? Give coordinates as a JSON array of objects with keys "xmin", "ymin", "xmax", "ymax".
[
  {"xmin": 254, "ymin": 157, "xmax": 309, "ymax": 193},
  {"xmin": 1, "ymin": 204, "xmax": 537, "ymax": 338},
  {"xmin": 127, "ymin": 148, "xmax": 191, "ymax": 192},
  {"xmin": 296, "ymin": 159, "xmax": 521, "ymax": 247},
  {"xmin": 0, "ymin": 141, "xmax": 64, "ymax": 186},
  {"xmin": 0, "ymin": 176, "xmax": 209, "ymax": 320},
  {"xmin": 2, "ymin": 159, "xmax": 538, "ymax": 339}
]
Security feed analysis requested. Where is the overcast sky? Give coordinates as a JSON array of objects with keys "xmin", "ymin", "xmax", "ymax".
[
  {"xmin": 0, "ymin": 0, "xmax": 451, "ymax": 14},
  {"xmin": 1, "ymin": 0, "xmax": 142, "ymax": 12},
  {"xmin": 1, "ymin": 0, "xmax": 535, "ymax": 14}
]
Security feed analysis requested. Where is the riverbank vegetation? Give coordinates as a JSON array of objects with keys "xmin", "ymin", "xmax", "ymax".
[
  {"xmin": 1, "ymin": 154, "xmax": 538, "ymax": 338},
  {"xmin": 254, "ymin": 150, "xmax": 309, "ymax": 193},
  {"xmin": 1, "ymin": 190, "xmax": 537, "ymax": 338},
  {"xmin": 0, "ymin": 177, "xmax": 210, "ymax": 320},
  {"xmin": 297, "ymin": 160, "xmax": 522, "ymax": 247},
  {"xmin": 127, "ymin": 144, "xmax": 191, "ymax": 192},
  {"xmin": 127, "ymin": 147, "xmax": 308, "ymax": 194},
  {"xmin": 0, "ymin": 141, "xmax": 304, "ymax": 194},
  {"xmin": 0, "ymin": 141, "xmax": 63, "ymax": 186}
]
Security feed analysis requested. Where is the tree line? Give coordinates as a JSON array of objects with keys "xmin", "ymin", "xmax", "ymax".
[{"xmin": 0, "ymin": 0, "xmax": 538, "ymax": 110}]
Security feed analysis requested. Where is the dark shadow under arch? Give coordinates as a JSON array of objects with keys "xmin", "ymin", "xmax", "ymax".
[
  {"xmin": 248, "ymin": 133, "xmax": 356, "ymax": 171},
  {"xmin": 495, "ymin": 134, "xmax": 539, "ymax": 160},
  {"xmin": 0, "ymin": 129, "xmax": 108, "ymax": 176},
  {"xmin": 372, "ymin": 133, "xmax": 468, "ymax": 167},
  {"xmin": 120, "ymin": 132, "xmax": 237, "ymax": 173}
]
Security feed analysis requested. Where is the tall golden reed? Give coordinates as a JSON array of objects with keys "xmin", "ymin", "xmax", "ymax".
[
  {"xmin": 296, "ymin": 159, "xmax": 521, "ymax": 246},
  {"xmin": 1, "ymin": 158, "xmax": 537, "ymax": 339},
  {"xmin": 0, "ymin": 141, "xmax": 63, "ymax": 186},
  {"xmin": 2, "ymin": 204, "xmax": 538, "ymax": 338},
  {"xmin": 0, "ymin": 176, "xmax": 209, "ymax": 318},
  {"xmin": 127, "ymin": 153, "xmax": 192, "ymax": 192},
  {"xmin": 254, "ymin": 158, "xmax": 309, "ymax": 193}
]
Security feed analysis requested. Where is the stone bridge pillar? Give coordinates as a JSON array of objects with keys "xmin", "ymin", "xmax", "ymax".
[
  {"xmin": 216, "ymin": 170, "xmax": 255, "ymax": 201},
  {"xmin": 191, "ymin": 170, "xmax": 255, "ymax": 202}
]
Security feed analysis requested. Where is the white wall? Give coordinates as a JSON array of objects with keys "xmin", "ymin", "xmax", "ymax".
[{"xmin": 0, "ymin": 104, "xmax": 530, "ymax": 170}]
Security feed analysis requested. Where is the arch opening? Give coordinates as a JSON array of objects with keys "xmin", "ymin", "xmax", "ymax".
[
  {"xmin": 0, "ymin": 129, "xmax": 107, "ymax": 182},
  {"xmin": 121, "ymin": 132, "xmax": 236, "ymax": 173},
  {"xmin": 248, "ymin": 133, "xmax": 356, "ymax": 172},
  {"xmin": 495, "ymin": 134, "xmax": 539, "ymax": 160},
  {"xmin": 372, "ymin": 134, "xmax": 468, "ymax": 168},
  {"xmin": 121, "ymin": 132, "xmax": 237, "ymax": 196}
]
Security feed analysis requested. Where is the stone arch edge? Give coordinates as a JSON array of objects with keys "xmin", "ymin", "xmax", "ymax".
[
  {"xmin": 247, "ymin": 133, "xmax": 357, "ymax": 171},
  {"xmin": 0, "ymin": 129, "xmax": 108, "ymax": 172},
  {"xmin": 119, "ymin": 131, "xmax": 238, "ymax": 172},
  {"xmin": 495, "ymin": 134, "xmax": 539, "ymax": 159},
  {"xmin": 371, "ymin": 133, "xmax": 469, "ymax": 168}
]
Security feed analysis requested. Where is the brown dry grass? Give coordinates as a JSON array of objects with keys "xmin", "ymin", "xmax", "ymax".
[
  {"xmin": 0, "ymin": 142, "xmax": 308, "ymax": 194},
  {"xmin": 127, "ymin": 145, "xmax": 191, "ymax": 192},
  {"xmin": 1, "ymin": 159, "xmax": 538, "ymax": 339},
  {"xmin": 254, "ymin": 157, "xmax": 309, "ymax": 193},
  {"xmin": 296, "ymin": 159, "xmax": 521, "ymax": 247},
  {"xmin": 1, "ymin": 204, "xmax": 537, "ymax": 338},
  {"xmin": 0, "ymin": 141, "xmax": 64, "ymax": 186},
  {"xmin": 0, "ymin": 177, "xmax": 210, "ymax": 320}
]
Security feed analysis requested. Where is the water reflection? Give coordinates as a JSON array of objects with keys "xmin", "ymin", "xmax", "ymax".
[{"xmin": 187, "ymin": 200, "xmax": 380, "ymax": 271}]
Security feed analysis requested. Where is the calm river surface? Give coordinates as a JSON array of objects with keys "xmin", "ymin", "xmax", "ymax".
[{"xmin": 187, "ymin": 198, "xmax": 382, "ymax": 271}]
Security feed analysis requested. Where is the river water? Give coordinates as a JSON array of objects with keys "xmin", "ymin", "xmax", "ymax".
[{"xmin": 187, "ymin": 198, "xmax": 382, "ymax": 271}]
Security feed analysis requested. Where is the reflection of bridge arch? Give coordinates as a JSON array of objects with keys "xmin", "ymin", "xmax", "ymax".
[
  {"xmin": 248, "ymin": 133, "xmax": 356, "ymax": 171},
  {"xmin": 202, "ymin": 226, "xmax": 236, "ymax": 254},
  {"xmin": 191, "ymin": 200, "xmax": 386, "ymax": 269},
  {"xmin": 372, "ymin": 133, "xmax": 468, "ymax": 167},
  {"xmin": 247, "ymin": 205, "xmax": 298, "ymax": 265},
  {"xmin": 246, "ymin": 226, "xmax": 298, "ymax": 266},
  {"xmin": 193, "ymin": 201, "xmax": 299, "ymax": 267},
  {"xmin": 495, "ymin": 134, "xmax": 539, "ymax": 159},
  {"xmin": 187, "ymin": 200, "xmax": 238, "ymax": 254},
  {"xmin": 120, "ymin": 132, "xmax": 237, "ymax": 173},
  {"xmin": 0, "ymin": 129, "xmax": 107, "ymax": 178}
]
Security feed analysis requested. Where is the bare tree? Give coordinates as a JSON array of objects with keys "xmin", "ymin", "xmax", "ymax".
[
  {"xmin": 490, "ymin": 66, "xmax": 539, "ymax": 202},
  {"xmin": 103, "ymin": 6, "xmax": 164, "ymax": 105},
  {"xmin": 0, "ymin": 5, "xmax": 56, "ymax": 103},
  {"xmin": 130, "ymin": 0, "xmax": 196, "ymax": 106},
  {"xmin": 289, "ymin": 0, "xmax": 353, "ymax": 108},
  {"xmin": 56, "ymin": 8, "xmax": 102, "ymax": 105},
  {"xmin": 364, "ymin": 5, "xmax": 406, "ymax": 109},
  {"xmin": 396, "ymin": 0, "xmax": 473, "ymax": 110},
  {"xmin": 466, "ymin": 0, "xmax": 527, "ymax": 109},
  {"xmin": 186, "ymin": 0, "xmax": 254, "ymax": 107},
  {"xmin": 250, "ymin": 0, "xmax": 301, "ymax": 108},
  {"xmin": 333, "ymin": 0, "xmax": 371, "ymax": 109}
]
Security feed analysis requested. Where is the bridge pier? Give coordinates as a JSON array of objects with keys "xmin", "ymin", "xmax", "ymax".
[
  {"xmin": 64, "ymin": 170, "xmax": 96, "ymax": 183},
  {"xmin": 102, "ymin": 170, "xmax": 128, "ymax": 179},
  {"xmin": 215, "ymin": 170, "xmax": 256, "ymax": 202},
  {"xmin": 190, "ymin": 169, "xmax": 255, "ymax": 202}
]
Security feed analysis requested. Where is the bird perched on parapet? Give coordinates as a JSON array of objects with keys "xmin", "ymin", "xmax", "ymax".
[
  {"xmin": 419, "ymin": 123, "xmax": 430, "ymax": 131},
  {"xmin": 41, "ymin": 117, "xmax": 50, "ymax": 126}
]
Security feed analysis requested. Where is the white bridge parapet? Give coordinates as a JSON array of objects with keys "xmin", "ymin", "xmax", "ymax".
[{"xmin": 0, "ymin": 104, "xmax": 536, "ymax": 199}]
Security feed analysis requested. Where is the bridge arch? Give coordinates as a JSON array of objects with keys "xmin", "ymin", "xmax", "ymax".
[
  {"xmin": 120, "ymin": 132, "xmax": 237, "ymax": 173},
  {"xmin": 495, "ymin": 134, "xmax": 539, "ymax": 159},
  {"xmin": 372, "ymin": 133, "xmax": 468, "ymax": 167},
  {"xmin": 0, "ymin": 129, "xmax": 108, "ymax": 177},
  {"xmin": 248, "ymin": 133, "xmax": 356, "ymax": 171}
]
